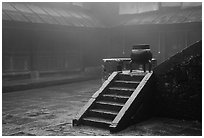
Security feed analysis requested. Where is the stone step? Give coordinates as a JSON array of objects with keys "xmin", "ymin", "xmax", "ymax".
[
  {"xmin": 114, "ymin": 80, "xmax": 140, "ymax": 84},
  {"xmin": 82, "ymin": 117, "xmax": 112, "ymax": 129},
  {"xmin": 118, "ymin": 73, "xmax": 145, "ymax": 81},
  {"xmin": 89, "ymin": 109, "xmax": 118, "ymax": 120},
  {"xmin": 101, "ymin": 94, "xmax": 130, "ymax": 103},
  {"xmin": 106, "ymin": 87, "xmax": 134, "ymax": 96},
  {"xmin": 113, "ymin": 80, "xmax": 140, "ymax": 88},
  {"xmin": 103, "ymin": 94, "xmax": 130, "ymax": 99},
  {"xmin": 95, "ymin": 101, "xmax": 124, "ymax": 112},
  {"xmin": 109, "ymin": 87, "xmax": 135, "ymax": 92}
]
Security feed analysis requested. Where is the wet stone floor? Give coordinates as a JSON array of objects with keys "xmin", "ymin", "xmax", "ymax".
[{"xmin": 2, "ymin": 79, "xmax": 202, "ymax": 136}]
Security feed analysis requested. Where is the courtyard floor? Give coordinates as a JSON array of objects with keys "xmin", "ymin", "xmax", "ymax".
[{"xmin": 2, "ymin": 79, "xmax": 202, "ymax": 136}]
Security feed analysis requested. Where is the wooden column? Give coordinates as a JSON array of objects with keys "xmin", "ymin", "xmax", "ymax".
[{"xmin": 30, "ymin": 29, "xmax": 39, "ymax": 79}]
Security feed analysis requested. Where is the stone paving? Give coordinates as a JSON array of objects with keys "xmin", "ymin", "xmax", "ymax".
[{"xmin": 2, "ymin": 79, "xmax": 202, "ymax": 136}]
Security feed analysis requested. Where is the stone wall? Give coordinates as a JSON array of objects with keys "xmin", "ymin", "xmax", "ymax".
[{"xmin": 155, "ymin": 53, "xmax": 202, "ymax": 121}]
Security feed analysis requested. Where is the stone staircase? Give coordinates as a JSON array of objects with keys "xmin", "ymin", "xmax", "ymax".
[{"xmin": 73, "ymin": 70, "xmax": 154, "ymax": 132}]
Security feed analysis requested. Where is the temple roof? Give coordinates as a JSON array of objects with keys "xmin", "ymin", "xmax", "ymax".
[
  {"xmin": 117, "ymin": 6, "xmax": 202, "ymax": 26},
  {"xmin": 2, "ymin": 2, "xmax": 104, "ymax": 28}
]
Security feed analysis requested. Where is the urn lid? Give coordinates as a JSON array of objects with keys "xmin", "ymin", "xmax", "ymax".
[{"xmin": 132, "ymin": 44, "xmax": 150, "ymax": 50}]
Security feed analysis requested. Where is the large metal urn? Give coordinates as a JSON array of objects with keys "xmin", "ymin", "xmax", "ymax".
[{"xmin": 130, "ymin": 44, "xmax": 152, "ymax": 72}]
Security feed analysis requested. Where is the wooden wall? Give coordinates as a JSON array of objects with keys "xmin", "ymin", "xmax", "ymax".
[
  {"xmin": 2, "ymin": 21, "xmax": 110, "ymax": 73},
  {"xmin": 109, "ymin": 22, "xmax": 202, "ymax": 64},
  {"xmin": 2, "ymin": 21, "xmax": 201, "ymax": 73}
]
